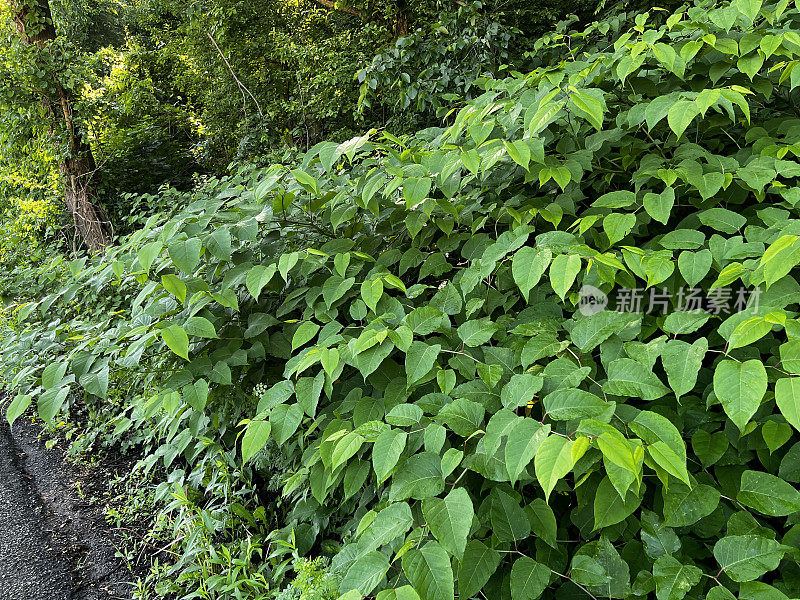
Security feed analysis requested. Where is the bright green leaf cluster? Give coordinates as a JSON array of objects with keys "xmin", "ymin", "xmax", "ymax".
[{"xmin": 7, "ymin": 1, "xmax": 800, "ymax": 599}]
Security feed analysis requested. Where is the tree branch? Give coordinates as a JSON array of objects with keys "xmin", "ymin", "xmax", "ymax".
[{"xmin": 206, "ymin": 31, "xmax": 264, "ymax": 117}]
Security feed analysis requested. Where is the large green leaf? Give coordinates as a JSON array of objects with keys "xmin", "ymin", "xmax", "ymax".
[
  {"xmin": 543, "ymin": 388, "xmax": 611, "ymax": 421},
  {"xmin": 406, "ymin": 307, "xmax": 447, "ymax": 336},
  {"xmin": 389, "ymin": 452, "xmax": 444, "ymax": 501},
  {"xmin": 37, "ymin": 387, "xmax": 69, "ymax": 423},
  {"xmin": 340, "ymin": 551, "xmax": 390, "ymax": 596},
  {"xmin": 184, "ymin": 316, "xmax": 218, "ymax": 339},
  {"xmin": 571, "ymin": 90, "xmax": 604, "ymax": 129},
  {"xmin": 761, "ymin": 235, "xmax": 800, "ymax": 288},
  {"xmin": 246, "ymin": 264, "xmax": 277, "ymax": 299},
  {"xmin": 457, "ymin": 541, "xmax": 500, "ymax": 599},
  {"xmin": 79, "ymin": 363, "xmax": 110, "ymax": 399},
  {"xmin": 505, "ymin": 420, "xmax": 550, "ymax": 484},
  {"xmin": 660, "ymin": 338, "xmax": 707, "ymax": 399},
  {"xmin": 161, "ymin": 274, "xmax": 187, "ymax": 303},
  {"xmin": 667, "ymin": 100, "xmax": 700, "ymax": 139},
  {"xmin": 691, "ymin": 430, "xmax": 727, "ymax": 468},
  {"xmin": 183, "ymin": 379, "xmax": 209, "ymax": 412},
  {"xmin": 640, "ymin": 511, "xmax": 680, "ymax": 559},
  {"xmin": 504, "ymin": 139, "xmax": 532, "ymax": 170},
  {"xmin": 269, "ymin": 403, "xmax": 303, "ymax": 445},
  {"xmin": 6, "ymin": 394, "xmax": 32, "ymax": 427},
  {"xmin": 570, "ymin": 311, "xmax": 640, "ymax": 353},
  {"xmin": 643, "ymin": 188, "xmax": 675, "ymax": 224},
  {"xmin": 549, "ymin": 254, "xmax": 581, "ymax": 299},
  {"xmin": 512, "ymin": 247, "xmax": 552, "ymax": 301},
  {"xmin": 527, "ymin": 498, "xmax": 557, "ymax": 548},
  {"xmin": 713, "ymin": 536, "xmax": 789, "ymax": 582},
  {"xmin": 359, "ymin": 502, "xmax": 414, "ymax": 552},
  {"xmin": 322, "ymin": 275, "xmax": 355, "ymax": 307},
  {"xmin": 292, "ymin": 321, "xmax": 320, "ymax": 351},
  {"xmin": 377, "ymin": 587, "xmax": 421, "ymax": 600},
  {"xmin": 603, "ymin": 358, "xmax": 669, "ymax": 400},
  {"xmin": 652, "ymin": 555, "xmax": 702, "ymax": 600},
  {"xmin": 629, "ymin": 411, "xmax": 686, "ymax": 461},
  {"xmin": 406, "ymin": 342, "xmax": 441, "ymax": 384},
  {"xmin": 570, "ymin": 555, "xmax": 610, "ymax": 587},
  {"xmin": 167, "ymin": 237, "xmax": 202, "ymax": 274},
  {"xmin": 206, "ymin": 228, "xmax": 232, "ymax": 260},
  {"xmin": 457, "ymin": 318, "xmax": 497, "ymax": 347},
  {"xmin": 510, "ymin": 557, "xmax": 550, "ymax": 600},
  {"xmin": 373, "ymin": 429, "xmax": 407, "ymax": 483},
  {"xmin": 137, "ymin": 241, "xmax": 162, "ymax": 273},
  {"xmin": 501, "ymin": 374, "xmax": 544, "ymax": 409},
  {"xmin": 361, "ymin": 278, "xmax": 384, "ymax": 312},
  {"xmin": 41, "ymin": 362, "xmax": 68, "ymax": 391},
  {"xmin": 402, "ymin": 541, "xmax": 454, "ymax": 600},
  {"xmin": 489, "ymin": 488, "xmax": 531, "ymax": 543},
  {"xmin": 728, "ymin": 317, "xmax": 773, "ymax": 350},
  {"xmin": 241, "ymin": 420, "xmax": 271, "ymax": 463},
  {"xmin": 603, "ymin": 213, "xmax": 636, "ymax": 245},
  {"xmin": 593, "ymin": 476, "xmax": 641, "ymax": 529},
  {"xmin": 663, "ymin": 482, "xmax": 720, "ymax": 527},
  {"xmin": 737, "ymin": 470, "xmax": 800, "ymax": 516},
  {"xmin": 437, "ymin": 398, "xmax": 484, "ymax": 437},
  {"xmin": 535, "ymin": 435, "xmax": 581, "ymax": 501},
  {"xmin": 161, "ymin": 324, "xmax": 190, "ymax": 360},
  {"xmin": 775, "ymin": 377, "xmax": 800, "ymax": 432},
  {"xmin": 648, "ymin": 442, "xmax": 690, "ymax": 486},
  {"xmin": 422, "ymin": 487, "xmax": 473, "ymax": 559},
  {"xmin": 404, "ymin": 177, "xmax": 433, "ymax": 209},
  {"xmin": 331, "ymin": 432, "xmax": 365, "ymax": 472},
  {"xmin": 713, "ymin": 359, "xmax": 767, "ymax": 431}
]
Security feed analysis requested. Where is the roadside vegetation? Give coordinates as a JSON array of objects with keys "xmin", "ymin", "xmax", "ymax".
[{"xmin": 3, "ymin": 0, "xmax": 800, "ymax": 599}]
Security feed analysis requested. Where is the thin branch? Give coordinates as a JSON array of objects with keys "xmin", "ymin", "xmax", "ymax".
[{"xmin": 206, "ymin": 31, "xmax": 263, "ymax": 117}]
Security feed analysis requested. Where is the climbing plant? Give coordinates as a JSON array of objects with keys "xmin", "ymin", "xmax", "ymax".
[{"xmin": 6, "ymin": 0, "xmax": 800, "ymax": 598}]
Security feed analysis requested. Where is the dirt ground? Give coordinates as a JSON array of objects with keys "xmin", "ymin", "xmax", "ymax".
[{"xmin": 0, "ymin": 418, "xmax": 133, "ymax": 600}]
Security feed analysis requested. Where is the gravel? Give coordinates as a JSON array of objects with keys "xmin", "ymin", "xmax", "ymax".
[
  {"xmin": 0, "ymin": 419, "xmax": 132, "ymax": 600},
  {"xmin": 0, "ymin": 422, "xmax": 72, "ymax": 600}
]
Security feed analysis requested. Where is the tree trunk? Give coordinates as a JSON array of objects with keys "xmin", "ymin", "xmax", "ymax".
[
  {"xmin": 394, "ymin": 0, "xmax": 409, "ymax": 37},
  {"xmin": 10, "ymin": 0, "xmax": 111, "ymax": 253}
]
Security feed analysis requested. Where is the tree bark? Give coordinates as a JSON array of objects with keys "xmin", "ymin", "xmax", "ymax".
[
  {"xmin": 394, "ymin": 0, "xmax": 409, "ymax": 37},
  {"xmin": 10, "ymin": 0, "xmax": 111, "ymax": 253}
]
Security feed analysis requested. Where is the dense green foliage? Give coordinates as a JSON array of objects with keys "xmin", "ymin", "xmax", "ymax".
[
  {"xmin": 10, "ymin": 0, "xmax": 800, "ymax": 599},
  {"xmin": 0, "ymin": 0, "xmax": 587, "ymax": 247}
]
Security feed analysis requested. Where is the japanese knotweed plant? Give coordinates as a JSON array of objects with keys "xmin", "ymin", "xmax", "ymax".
[{"xmin": 7, "ymin": 0, "xmax": 800, "ymax": 598}]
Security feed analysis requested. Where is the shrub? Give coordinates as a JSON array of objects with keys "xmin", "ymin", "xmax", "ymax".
[{"xmin": 6, "ymin": 0, "xmax": 800, "ymax": 598}]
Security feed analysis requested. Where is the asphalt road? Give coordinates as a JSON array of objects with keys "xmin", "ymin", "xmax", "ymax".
[{"xmin": 0, "ymin": 422, "xmax": 72, "ymax": 600}]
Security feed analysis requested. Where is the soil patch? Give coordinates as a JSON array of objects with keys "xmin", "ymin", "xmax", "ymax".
[{"xmin": 0, "ymin": 418, "xmax": 133, "ymax": 600}]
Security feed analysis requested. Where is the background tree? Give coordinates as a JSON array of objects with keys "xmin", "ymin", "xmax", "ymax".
[
  {"xmin": 2, "ymin": 0, "xmax": 610, "ymax": 247},
  {"xmin": 4, "ymin": 0, "xmax": 111, "ymax": 251}
]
